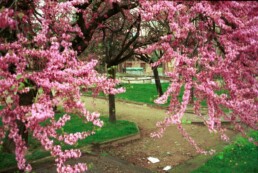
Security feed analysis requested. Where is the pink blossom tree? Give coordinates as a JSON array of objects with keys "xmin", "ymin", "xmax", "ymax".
[
  {"xmin": 0, "ymin": 0, "xmax": 124, "ymax": 172},
  {"xmin": 0, "ymin": 0, "xmax": 257, "ymax": 172},
  {"xmin": 138, "ymin": 1, "xmax": 258, "ymax": 153}
]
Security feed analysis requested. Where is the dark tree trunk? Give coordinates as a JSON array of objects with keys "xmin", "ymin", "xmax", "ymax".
[
  {"xmin": 107, "ymin": 66, "xmax": 116, "ymax": 122},
  {"xmin": 17, "ymin": 120, "xmax": 29, "ymax": 144},
  {"xmin": 108, "ymin": 94, "xmax": 116, "ymax": 122},
  {"xmin": 189, "ymin": 76, "xmax": 195, "ymax": 104},
  {"xmin": 190, "ymin": 86, "xmax": 194, "ymax": 104},
  {"xmin": 152, "ymin": 67, "xmax": 163, "ymax": 97}
]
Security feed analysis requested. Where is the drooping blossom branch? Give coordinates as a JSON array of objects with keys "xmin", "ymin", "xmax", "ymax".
[{"xmin": 138, "ymin": 1, "xmax": 258, "ymax": 153}]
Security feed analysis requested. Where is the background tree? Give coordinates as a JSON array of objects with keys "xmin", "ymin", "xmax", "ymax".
[
  {"xmin": 87, "ymin": 10, "xmax": 141, "ymax": 122},
  {"xmin": 134, "ymin": 19, "xmax": 171, "ymax": 97},
  {"xmin": 72, "ymin": 0, "xmax": 139, "ymax": 122}
]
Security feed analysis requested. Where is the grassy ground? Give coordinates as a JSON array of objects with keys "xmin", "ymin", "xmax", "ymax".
[
  {"xmin": 191, "ymin": 130, "xmax": 258, "ymax": 173},
  {"xmin": 0, "ymin": 114, "xmax": 138, "ymax": 169},
  {"xmin": 115, "ymin": 83, "xmax": 231, "ymax": 110},
  {"xmin": 88, "ymin": 83, "xmax": 172, "ymax": 106},
  {"xmin": 116, "ymin": 83, "xmax": 172, "ymax": 106}
]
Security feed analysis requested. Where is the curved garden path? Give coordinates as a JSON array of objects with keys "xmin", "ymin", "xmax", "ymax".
[{"xmin": 81, "ymin": 97, "xmax": 238, "ymax": 173}]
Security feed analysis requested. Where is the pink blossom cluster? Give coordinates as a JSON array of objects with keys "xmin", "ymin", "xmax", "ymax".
[{"xmin": 0, "ymin": 8, "xmax": 16, "ymax": 29}]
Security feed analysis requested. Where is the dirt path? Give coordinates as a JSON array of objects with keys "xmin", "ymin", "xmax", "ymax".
[
  {"xmin": 26, "ymin": 153, "xmax": 152, "ymax": 173},
  {"xmin": 82, "ymin": 97, "xmax": 238, "ymax": 173}
]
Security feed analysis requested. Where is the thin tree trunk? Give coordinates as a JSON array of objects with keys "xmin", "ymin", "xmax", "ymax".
[
  {"xmin": 190, "ymin": 76, "xmax": 195, "ymax": 104},
  {"xmin": 107, "ymin": 66, "xmax": 116, "ymax": 122},
  {"xmin": 152, "ymin": 67, "xmax": 163, "ymax": 97},
  {"xmin": 190, "ymin": 86, "xmax": 194, "ymax": 104},
  {"xmin": 108, "ymin": 94, "xmax": 116, "ymax": 122}
]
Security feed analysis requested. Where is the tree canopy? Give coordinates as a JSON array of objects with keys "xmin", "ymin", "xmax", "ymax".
[{"xmin": 0, "ymin": 0, "xmax": 257, "ymax": 172}]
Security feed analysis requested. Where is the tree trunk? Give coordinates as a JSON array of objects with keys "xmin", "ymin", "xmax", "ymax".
[
  {"xmin": 152, "ymin": 67, "xmax": 163, "ymax": 97},
  {"xmin": 107, "ymin": 66, "xmax": 116, "ymax": 122},
  {"xmin": 190, "ymin": 76, "xmax": 195, "ymax": 104},
  {"xmin": 190, "ymin": 86, "xmax": 194, "ymax": 104}
]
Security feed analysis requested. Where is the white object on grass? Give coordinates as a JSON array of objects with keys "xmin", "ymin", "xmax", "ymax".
[
  {"xmin": 147, "ymin": 157, "xmax": 160, "ymax": 163},
  {"xmin": 163, "ymin": 166, "xmax": 172, "ymax": 171}
]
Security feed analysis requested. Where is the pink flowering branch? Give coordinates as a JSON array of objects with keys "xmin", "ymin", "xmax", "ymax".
[{"xmin": 139, "ymin": 1, "xmax": 258, "ymax": 153}]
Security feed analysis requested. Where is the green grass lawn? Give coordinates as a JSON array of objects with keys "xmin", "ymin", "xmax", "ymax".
[
  {"xmin": 116, "ymin": 83, "xmax": 172, "ymax": 106},
  {"xmin": 191, "ymin": 130, "xmax": 258, "ymax": 173},
  {"xmin": 0, "ymin": 113, "xmax": 138, "ymax": 169},
  {"xmin": 115, "ymin": 83, "xmax": 230, "ymax": 109},
  {"xmin": 87, "ymin": 83, "xmax": 172, "ymax": 106},
  {"xmin": 86, "ymin": 82, "xmax": 229, "ymax": 109},
  {"xmin": 116, "ymin": 83, "xmax": 206, "ymax": 108}
]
